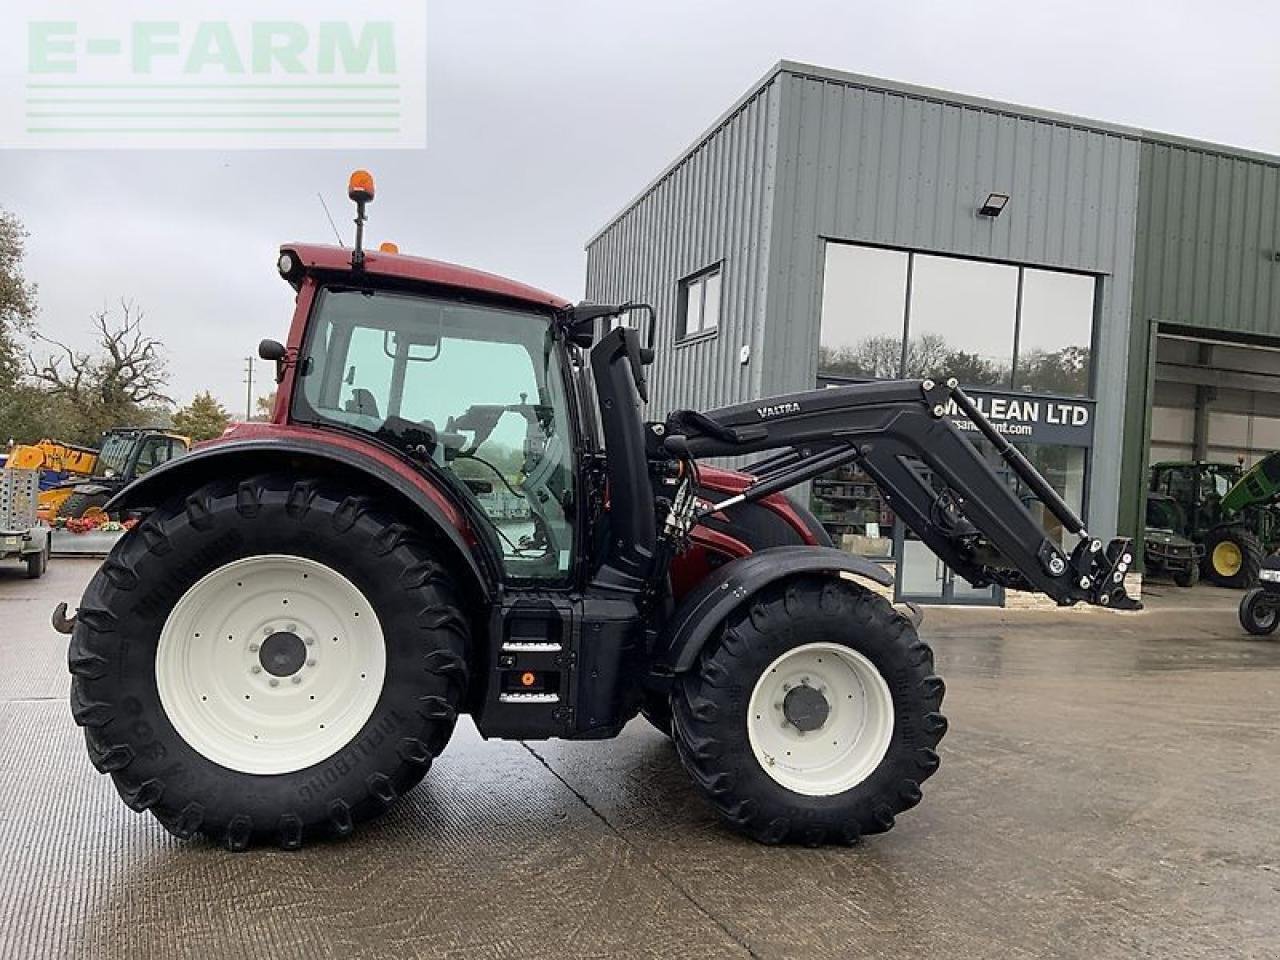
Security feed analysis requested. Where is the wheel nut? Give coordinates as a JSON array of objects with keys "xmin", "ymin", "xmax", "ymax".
[
  {"xmin": 306, "ymin": 659, "xmax": 316, "ymax": 668},
  {"xmin": 291, "ymin": 676, "xmax": 302, "ymax": 685},
  {"xmin": 250, "ymin": 665, "xmax": 261, "ymax": 674},
  {"xmin": 304, "ymin": 637, "xmax": 314, "ymax": 646},
  {"xmin": 263, "ymin": 626, "xmax": 272, "ymax": 636},
  {"xmin": 269, "ymin": 678, "xmax": 279, "ymax": 687},
  {"xmin": 249, "ymin": 643, "xmax": 259, "ymax": 653},
  {"xmin": 287, "ymin": 623, "xmax": 297, "ymax": 633}
]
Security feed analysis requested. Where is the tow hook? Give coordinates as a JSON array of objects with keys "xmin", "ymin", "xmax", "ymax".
[{"xmin": 51, "ymin": 602, "xmax": 77, "ymax": 635}]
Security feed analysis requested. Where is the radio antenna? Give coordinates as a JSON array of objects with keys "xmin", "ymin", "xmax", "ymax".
[{"xmin": 317, "ymin": 192, "xmax": 345, "ymax": 248}]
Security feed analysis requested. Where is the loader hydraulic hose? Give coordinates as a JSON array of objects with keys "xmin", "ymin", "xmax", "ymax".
[{"xmin": 949, "ymin": 384, "xmax": 1086, "ymax": 537}]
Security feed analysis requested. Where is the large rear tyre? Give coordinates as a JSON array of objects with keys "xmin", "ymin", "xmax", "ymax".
[
  {"xmin": 1239, "ymin": 588, "xmax": 1280, "ymax": 636},
  {"xmin": 68, "ymin": 474, "xmax": 471, "ymax": 850},
  {"xmin": 671, "ymin": 576, "xmax": 946, "ymax": 845},
  {"xmin": 1202, "ymin": 526, "xmax": 1262, "ymax": 589}
]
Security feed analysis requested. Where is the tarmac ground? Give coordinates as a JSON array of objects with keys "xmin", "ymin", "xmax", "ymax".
[{"xmin": 1, "ymin": 558, "xmax": 1277, "ymax": 959}]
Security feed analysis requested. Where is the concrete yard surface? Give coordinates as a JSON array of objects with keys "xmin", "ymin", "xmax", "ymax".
[{"xmin": 1, "ymin": 558, "xmax": 1278, "ymax": 959}]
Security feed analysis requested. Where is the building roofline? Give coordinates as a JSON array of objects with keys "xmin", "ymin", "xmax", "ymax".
[
  {"xmin": 587, "ymin": 59, "xmax": 1280, "ymax": 249},
  {"xmin": 584, "ymin": 60, "xmax": 788, "ymax": 248}
]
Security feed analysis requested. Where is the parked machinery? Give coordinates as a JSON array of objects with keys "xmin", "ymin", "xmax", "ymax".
[
  {"xmin": 1143, "ymin": 492, "xmax": 1203, "ymax": 587},
  {"xmin": 1, "ymin": 466, "xmax": 50, "ymax": 579},
  {"xmin": 1148, "ymin": 455, "xmax": 1280, "ymax": 588},
  {"xmin": 42, "ymin": 428, "xmax": 191, "ymax": 520}
]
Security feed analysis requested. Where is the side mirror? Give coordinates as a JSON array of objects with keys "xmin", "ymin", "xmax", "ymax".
[{"xmin": 259, "ymin": 339, "xmax": 288, "ymax": 384}]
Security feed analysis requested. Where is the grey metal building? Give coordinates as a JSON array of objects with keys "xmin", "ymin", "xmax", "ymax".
[{"xmin": 586, "ymin": 61, "xmax": 1280, "ymax": 605}]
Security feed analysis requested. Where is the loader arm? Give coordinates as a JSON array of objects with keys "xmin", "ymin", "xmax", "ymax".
[{"xmin": 660, "ymin": 378, "xmax": 1138, "ymax": 609}]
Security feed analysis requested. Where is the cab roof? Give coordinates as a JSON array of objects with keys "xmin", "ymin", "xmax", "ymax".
[{"xmin": 281, "ymin": 243, "xmax": 570, "ymax": 311}]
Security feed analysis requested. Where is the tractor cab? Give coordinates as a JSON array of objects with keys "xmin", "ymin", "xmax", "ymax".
[{"xmin": 288, "ymin": 285, "xmax": 582, "ymax": 583}]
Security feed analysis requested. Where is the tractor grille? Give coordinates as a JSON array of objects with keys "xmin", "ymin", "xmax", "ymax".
[
  {"xmin": 1, "ymin": 468, "xmax": 39, "ymax": 531},
  {"xmin": 1147, "ymin": 540, "xmax": 1202, "ymax": 560}
]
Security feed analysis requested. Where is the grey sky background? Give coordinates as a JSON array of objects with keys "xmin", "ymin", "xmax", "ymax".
[{"xmin": 1, "ymin": 0, "xmax": 1276, "ymax": 415}]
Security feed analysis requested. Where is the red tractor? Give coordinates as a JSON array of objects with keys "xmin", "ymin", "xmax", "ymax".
[{"xmin": 58, "ymin": 172, "xmax": 1138, "ymax": 850}]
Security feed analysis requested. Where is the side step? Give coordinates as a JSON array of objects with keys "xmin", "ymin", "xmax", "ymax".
[
  {"xmin": 498, "ymin": 692, "xmax": 560, "ymax": 704},
  {"xmin": 477, "ymin": 598, "xmax": 574, "ymax": 740}
]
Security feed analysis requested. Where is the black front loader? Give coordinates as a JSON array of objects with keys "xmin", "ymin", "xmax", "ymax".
[{"xmin": 658, "ymin": 375, "xmax": 1137, "ymax": 610}]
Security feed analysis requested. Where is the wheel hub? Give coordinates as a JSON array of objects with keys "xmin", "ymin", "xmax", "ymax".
[
  {"xmin": 155, "ymin": 554, "xmax": 387, "ymax": 775},
  {"xmin": 782, "ymin": 683, "xmax": 830, "ymax": 732},
  {"xmin": 746, "ymin": 642, "xmax": 895, "ymax": 797},
  {"xmin": 259, "ymin": 631, "xmax": 307, "ymax": 677}
]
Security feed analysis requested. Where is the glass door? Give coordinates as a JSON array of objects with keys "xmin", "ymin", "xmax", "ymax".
[{"xmin": 895, "ymin": 522, "xmax": 1002, "ymax": 605}]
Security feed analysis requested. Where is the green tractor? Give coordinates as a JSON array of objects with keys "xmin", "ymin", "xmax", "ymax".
[{"xmin": 1148, "ymin": 454, "xmax": 1280, "ymax": 588}]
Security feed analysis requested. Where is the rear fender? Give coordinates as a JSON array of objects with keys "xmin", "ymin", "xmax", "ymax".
[
  {"xmin": 654, "ymin": 545, "xmax": 893, "ymax": 674},
  {"xmin": 105, "ymin": 437, "xmax": 492, "ymax": 601}
]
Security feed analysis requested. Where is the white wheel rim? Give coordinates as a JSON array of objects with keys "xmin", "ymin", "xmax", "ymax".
[
  {"xmin": 747, "ymin": 642, "xmax": 895, "ymax": 797},
  {"xmin": 156, "ymin": 555, "xmax": 386, "ymax": 775}
]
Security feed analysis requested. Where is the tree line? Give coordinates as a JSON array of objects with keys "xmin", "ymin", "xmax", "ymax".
[
  {"xmin": 818, "ymin": 332, "xmax": 1091, "ymax": 396},
  {"xmin": 0, "ymin": 209, "xmax": 268, "ymax": 448}
]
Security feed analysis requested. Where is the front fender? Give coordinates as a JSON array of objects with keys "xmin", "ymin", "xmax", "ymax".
[
  {"xmin": 654, "ymin": 545, "xmax": 894, "ymax": 674},
  {"xmin": 105, "ymin": 436, "xmax": 493, "ymax": 600}
]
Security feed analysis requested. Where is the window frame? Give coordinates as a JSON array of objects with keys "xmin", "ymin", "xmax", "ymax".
[
  {"xmin": 290, "ymin": 283, "xmax": 592, "ymax": 588},
  {"xmin": 816, "ymin": 239, "xmax": 1100, "ymax": 399},
  {"xmin": 677, "ymin": 263, "xmax": 723, "ymax": 342}
]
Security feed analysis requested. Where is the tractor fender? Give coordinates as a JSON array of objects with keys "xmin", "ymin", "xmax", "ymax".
[
  {"xmin": 105, "ymin": 437, "xmax": 492, "ymax": 600},
  {"xmin": 655, "ymin": 545, "xmax": 894, "ymax": 674}
]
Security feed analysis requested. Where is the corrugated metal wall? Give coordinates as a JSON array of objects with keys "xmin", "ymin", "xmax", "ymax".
[
  {"xmin": 1119, "ymin": 143, "xmax": 1280, "ymax": 536},
  {"xmin": 1131, "ymin": 143, "xmax": 1280, "ymax": 336},
  {"xmin": 585, "ymin": 63, "xmax": 1144, "ymax": 539},
  {"xmin": 762, "ymin": 67, "xmax": 1142, "ymax": 539},
  {"xmin": 584, "ymin": 77, "xmax": 781, "ymax": 416}
]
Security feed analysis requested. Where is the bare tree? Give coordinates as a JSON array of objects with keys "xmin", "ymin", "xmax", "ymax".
[
  {"xmin": 31, "ymin": 299, "xmax": 170, "ymax": 405},
  {"xmin": 29, "ymin": 300, "xmax": 170, "ymax": 440}
]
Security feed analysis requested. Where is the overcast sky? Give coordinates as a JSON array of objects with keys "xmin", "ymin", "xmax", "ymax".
[{"xmin": 2, "ymin": 0, "xmax": 1277, "ymax": 415}]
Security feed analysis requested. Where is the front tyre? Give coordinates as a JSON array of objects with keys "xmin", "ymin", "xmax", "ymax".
[
  {"xmin": 57, "ymin": 489, "xmax": 111, "ymax": 520},
  {"xmin": 672, "ymin": 576, "xmax": 946, "ymax": 845},
  {"xmin": 1239, "ymin": 588, "xmax": 1280, "ymax": 636},
  {"xmin": 1203, "ymin": 526, "xmax": 1263, "ymax": 589},
  {"xmin": 68, "ymin": 474, "xmax": 471, "ymax": 850}
]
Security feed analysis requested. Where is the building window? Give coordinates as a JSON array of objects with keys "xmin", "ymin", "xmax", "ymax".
[
  {"xmin": 680, "ymin": 266, "xmax": 722, "ymax": 338},
  {"xmin": 1014, "ymin": 268, "xmax": 1095, "ymax": 396},
  {"xmin": 815, "ymin": 240, "xmax": 1097, "ymax": 560},
  {"xmin": 818, "ymin": 244, "xmax": 908, "ymax": 377},
  {"xmin": 908, "ymin": 253, "xmax": 1018, "ymax": 386},
  {"xmin": 818, "ymin": 241, "xmax": 1096, "ymax": 397}
]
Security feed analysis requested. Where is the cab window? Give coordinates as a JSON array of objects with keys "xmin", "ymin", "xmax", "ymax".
[
  {"xmin": 134, "ymin": 437, "xmax": 175, "ymax": 477},
  {"xmin": 294, "ymin": 288, "xmax": 577, "ymax": 582}
]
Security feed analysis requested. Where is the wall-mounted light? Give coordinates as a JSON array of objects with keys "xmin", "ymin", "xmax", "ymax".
[{"xmin": 978, "ymin": 192, "xmax": 1009, "ymax": 218}]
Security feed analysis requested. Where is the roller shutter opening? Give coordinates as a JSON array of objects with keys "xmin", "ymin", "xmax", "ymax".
[{"xmin": 1150, "ymin": 332, "xmax": 1280, "ymax": 468}]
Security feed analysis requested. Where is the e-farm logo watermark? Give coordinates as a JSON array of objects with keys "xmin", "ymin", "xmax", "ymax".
[{"xmin": 0, "ymin": 1, "xmax": 426, "ymax": 149}]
